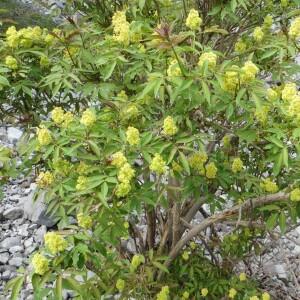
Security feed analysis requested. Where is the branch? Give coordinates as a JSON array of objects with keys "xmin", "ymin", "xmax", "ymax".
[{"xmin": 159, "ymin": 192, "xmax": 290, "ymax": 277}]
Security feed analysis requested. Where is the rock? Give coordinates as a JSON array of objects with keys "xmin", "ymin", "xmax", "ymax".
[
  {"xmin": 7, "ymin": 127, "xmax": 22, "ymax": 143},
  {"xmin": 9, "ymin": 245, "xmax": 24, "ymax": 254},
  {"xmin": 3, "ymin": 207, "xmax": 23, "ymax": 220},
  {"xmin": 1, "ymin": 270, "xmax": 12, "ymax": 281},
  {"xmin": 0, "ymin": 237, "xmax": 21, "ymax": 249},
  {"xmin": 9, "ymin": 257, "xmax": 23, "ymax": 267},
  {"xmin": 24, "ymin": 237, "xmax": 33, "ymax": 248},
  {"xmin": 0, "ymin": 252, "xmax": 9, "ymax": 264},
  {"xmin": 34, "ymin": 225, "xmax": 47, "ymax": 244},
  {"xmin": 18, "ymin": 224, "xmax": 29, "ymax": 237},
  {"xmin": 25, "ymin": 245, "xmax": 36, "ymax": 256},
  {"xmin": 22, "ymin": 184, "xmax": 57, "ymax": 227}
]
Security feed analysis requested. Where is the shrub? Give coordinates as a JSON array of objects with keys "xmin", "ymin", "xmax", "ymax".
[{"xmin": 3, "ymin": 0, "xmax": 300, "ymax": 299}]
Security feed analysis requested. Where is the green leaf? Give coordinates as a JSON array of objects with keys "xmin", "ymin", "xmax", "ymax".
[
  {"xmin": 152, "ymin": 261, "xmax": 169, "ymax": 273},
  {"xmin": 282, "ymin": 147, "xmax": 289, "ymax": 168},
  {"xmin": 7, "ymin": 276, "xmax": 24, "ymax": 300},
  {"xmin": 266, "ymin": 136, "xmax": 284, "ymax": 148},
  {"xmin": 0, "ymin": 75, "xmax": 9, "ymax": 86},
  {"xmin": 201, "ymin": 81, "xmax": 211, "ymax": 104},
  {"xmin": 55, "ymin": 275, "xmax": 62, "ymax": 300},
  {"xmin": 266, "ymin": 213, "xmax": 278, "ymax": 230},
  {"xmin": 103, "ymin": 60, "xmax": 117, "ymax": 81},
  {"xmin": 279, "ymin": 212, "xmax": 286, "ymax": 233},
  {"xmin": 273, "ymin": 152, "xmax": 283, "ymax": 176},
  {"xmin": 139, "ymin": 0, "xmax": 145, "ymax": 10},
  {"xmin": 87, "ymin": 140, "xmax": 101, "ymax": 158},
  {"xmin": 179, "ymin": 151, "xmax": 190, "ymax": 175}
]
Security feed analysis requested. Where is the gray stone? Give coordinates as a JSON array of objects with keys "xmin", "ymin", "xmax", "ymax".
[
  {"xmin": 22, "ymin": 184, "xmax": 57, "ymax": 227},
  {"xmin": 2, "ymin": 270, "xmax": 12, "ymax": 281},
  {"xmin": 25, "ymin": 245, "xmax": 36, "ymax": 256},
  {"xmin": 9, "ymin": 245, "xmax": 24, "ymax": 254},
  {"xmin": 9, "ymin": 257, "xmax": 23, "ymax": 267},
  {"xmin": 0, "ymin": 252, "xmax": 9, "ymax": 264},
  {"xmin": 34, "ymin": 225, "xmax": 47, "ymax": 243},
  {"xmin": 7, "ymin": 127, "xmax": 23, "ymax": 143},
  {"xmin": 24, "ymin": 238, "xmax": 33, "ymax": 248},
  {"xmin": 18, "ymin": 224, "xmax": 29, "ymax": 237},
  {"xmin": 3, "ymin": 207, "xmax": 23, "ymax": 220},
  {"xmin": 0, "ymin": 237, "xmax": 21, "ymax": 249}
]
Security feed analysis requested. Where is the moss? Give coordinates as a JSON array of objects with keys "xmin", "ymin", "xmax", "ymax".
[{"xmin": 0, "ymin": 0, "xmax": 55, "ymax": 32}]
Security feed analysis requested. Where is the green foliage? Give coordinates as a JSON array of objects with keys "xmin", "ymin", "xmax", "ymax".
[{"xmin": 2, "ymin": 0, "xmax": 300, "ymax": 299}]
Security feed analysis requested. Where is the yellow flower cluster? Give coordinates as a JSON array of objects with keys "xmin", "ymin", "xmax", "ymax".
[
  {"xmin": 223, "ymin": 67, "xmax": 240, "ymax": 92},
  {"xmin": 290, "ymin": 188, "xmax": 300, "ymax": 201},
  {"xmin": 255, "ymin": 106, "xmax": 269, "ymax": 124},
  {"xmin": 267, "ymin": 88, "xmax": 278, "ymax": 101},
  {"xmin": 62, "ymin": 112, "xmax": 74, "ymax": 128},
  {"xmin": 289, "ymin": 17, "xmax": 300, "ymax": 39},
  {"xmin": 80, "ymin": 109, "xmax": 96, "ymax": 127},
  {"xmin": 111, "ymin": 151, "xmax": 127, "ymax": 168},
  {"xmin": 234, "ymin": 39, "xmax": 247, "ymax": 53},
  {"xmin": 263, "ymin": 15, "xmax": 273, "ymax": 29},
  {"xmin": 222, "ymin": 135, "xmax": 231, "ymax": 148},
  {"xmin": 201, "ymin": 288, "xmax": 208, "ymax": 297},
  {"xmin": 239, "ymin": 272, "xmax": 247, "ymax": 281},
  {"xmin": 126, "ymin": 126, "xmax": 140, "ymax": 146},
  {"xmin": 232, "ymin": 158, "xmax": 243, "ymax": 173},
  {"xmin": 240, "ymin": 61, "xmax": 259, "ymax": 83},
  {"xmin": 77, "ymin": 213, "xmax": 93, "ymax": 229},
  {"xmin": 116, "ymin": 182, "xmax": 131, "ymax": 198},
  {"xmin": 37, "ymin": 127, "xmax": 52, "ymax": 146},
  {"xmin": 150, "ymin": 153, "xmax": 167, "ymax": 174},
  {"xmin": 260, "ymin": 178, "xmax": 278, "ymax": 193},
  {"xmin": 118, "ymin": 163, "xmax": 135, "ymax": 183},
  {"xmin": 5, "ymin": 56, "xmax": 18, "ymax": 70},
  {"xmin": 172, "ymin": 161, "xmax": 183, "ymax": 173},
  {"xmin": 53, "ymin": 159, "xmax": 71, "ymax": 176},
  {"xmin": 117, "ymin": 90, "xmax": 128, "ymax": 101},
  {"xmin": 77, "ymin": 162, "xmax": 89, "ymax": 175},
  {"xmin": 36, "ymin": 171, "xmax": 54, "ymax": 188},
  {"xmin": 249, "ymin": 296, "xmax": 259, "ymax": 300},
  {"xmin": 167, "ymin": 59, "xmax": 182, "ymax": 77},
  {"xmin": 281, "ymin": 83, "xmax": 297, "ymax": 101},
  {"xmin": 182, "ymin": 250, "xmax": 189, "ymax": 261},
  {"xmin": 205, "ymin": 162, "xmax": 218, "ymax": 179},
  {"xmin": 186, "ymin": 9, "xmax": 202, "ymax": 30},
  {"xmin": 40, "ymin": 55, "xmax": 50, "ymax": 68},
  {"xmin": 262, "ymin": 292, "xmax": 270, "ymax": 300},
  {"xmin": 121, "ymin": 104, "xmax": 139, "ymax": 120},
  {"xmin": 288, "ymin": 95, "xmax": 300, "ymax": 119},
  {"xmin": 281, "ymin": 0, "xmax": 289, "ymax": 7},
  {"xmin": 163, "ymin": 116, "xmax": 178, "ymax": 136},
  {"xmin": 32, "ymin": 253, "xmax": 49, "ymax": 275},
  {"xmin": 182, "ymin": 291, "xmax": 189, "ymax": 299},
  {"xmin": 189, "ymin": 152, "xmax": 208, "ymax": 174},
  {"xmin": 51, "ymin": 107, "xmax": 65, "ymax": 125},
  {"xmin": 112, "ymin": 11, "xmax": 130, "ymax": 45},
  {"xmin": 116, "ymin": 278, "xmax": 125, "ymax": 291},
  {"xmin": 130, "ymin": 254, "xmax": 145, "ymax": 271},
  {"xmin": 157, "ymin": 286, "xmax": 170, "ymax": 300},
  {"xmin": 253, "ymin": 27, "xmax": 264, "ymax": 42},
  {"xmin": 198, "ymin": 52, "xmax": 217, "ymax": 69},
  {"xmin": 76, "ymin": 176, "xmax": 88, "ymax": 191},
  {"xmin": 44, "ymin": 232, "xmax": 67, "ymax": 254},
  {"xmin": 228, "ymin": 288, "xmax": 237, "ymax": 299}
]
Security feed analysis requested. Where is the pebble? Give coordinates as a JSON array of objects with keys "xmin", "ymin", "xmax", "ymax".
[{"xmin": 3, "ymin": 207, "xmax": 24, "ymax": 220}]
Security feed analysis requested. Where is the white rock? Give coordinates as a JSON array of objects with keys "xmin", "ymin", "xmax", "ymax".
[
  {"xmin": 9, "ymin": 257, "xmax": 23, "ymax": 267},
  {"xmin": 7, "ymin": 127, "xmax": 23, "ymax": 143},
  {"xmin": 0, "ymin": 237, "xmax": 22, "ymax": 249},
  {"xmin": 3, "ymin": 207, "xmax": 23, "ymax": 220},
  {"xmin": 0, "ymin": 252, "xmax": 9, "ymax": 264}
]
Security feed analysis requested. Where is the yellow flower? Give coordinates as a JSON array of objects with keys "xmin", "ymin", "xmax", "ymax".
[
  {"xmin": 157, "ymin": 286, "xmax": 170, "ymax": 300},
  {"xmin": 167, "ymin": 59, "xmax": 182, "ymax": 77},
  {"xmin": 186, "ymin": 9, "xmax": 202, "ymax": 30},
  {"xmin": 260, "ymin": 178, "xmax": 278, "ymax": 193},
  {"xmin": 282, "ymin": 83, "xmax": 297, "ymax": 101},
  {"xmin": 76, "ymin": 176, "xmax": 88, "ymax": 191},
  {"xmin": 163, "ymin": 116, "xmax": 178, "ymax": 136},
  {"xmin": 262, "ymin": 292, "xmax": 271, "ymax": 300},
  {"xmin": 182, "ymin": 291, "xmax": 189, "ymax": 299},
  {"xmin": 40, "ymin": 55, "xmax": 50, "ymax": 68},
  {"xmin": 289, "ymin": 17, "xmax": 300, "ymax": 39},
  {"xmin": 182, "ymin": 250, "xmax": 189, "ymax": 261},
  {"xmin": 116, "ymin": 181, "xmax": 131, "ymax": 198},
  {"xmin": 239, "ymin": 272, "xmax": 247, "ymax": 281},
  {"xmin": 126, "ymin": 126, "xmax": 140, "ymax": 146},
  {"xmin": 130, "ymin": 254, "xmax": 145, "ymax": 271},
  {"xmin": 255, "ymin": 106, "xmax": 269, "ymax": 124},
  {"xmin": 123, "ymin": 221, "xmax": 130, "ymax": 229},
  {"xmin": 121, "ymin": 104, "xmax": 139, "ymax": 120},
  {"xmin": 44, "ymin": 33, "xmax": 54, "ymax": 45},
  {"xmin": 263, "ymin": 15, "xmax": 273, "ymax": 29},
  {"xmin": 80, "ymin": 109, "xmax": 96, "ymax": 127},
  {"xmin": 116, "ymin": 278, "xmax": 125, "ymax": 291},
  {"xmin": 228, "ymin": 288, "xmax": 237, "ymax": 299},
  {"xmin": 5, "ymin": 56, "xmax": 18, "ymax": 70},
  {"xmin": 201, "ymin": 288, "xmax": 208, "ymax": 297},
  {"xmin": 189, "ymin": 152, "xmax": 208, "ymax": 168},
  {"xmin": 36, "ymin": 171, "xmax": 54, "ymax": 188},
  {"xmin": 150, "ymin": 154, "xmax": 167, "ymax": 174},
  {"xmin": 44, "ymin": 232, "xmax": 67, "ymax": 254},
  {"xmin": 77, "ymin": 213, "xmax": 93, "ymax": 229},
  {"xmin": 112, "ymin": 11, "xmax": 130, "ymax": 45},
  {"xmin": 190, "ymin": 241, "xmax": 196, "ymax": 249},
  {"xmin": 32, "ymin": 253, "xmax": 49, "ymax": 275},
  {"xmin": 111, "ymin": 151, "xmax": 127, "ymax": 168},
  {"xmin": 117, "ymin": 90, "xmax": 128, "ymax": 101},
  {"xmin": 172, "ymin": 161, "xmax": 183, "ymax": 173},
  {"xmin": 223, "ymin": 67, "xmax": 240, "ymax": 92},
  {"xmin": 281, "ymin": 0, "xmax": 289, "ymax": 7},
  {"xmin": 234, "ymin": 39, "xmax": 247, "ymax": 53},
  {"xmin": 266, "ymin": 88, "xmax": 278, "ymax": 101},
  {"xmin": 240, "ymin": 61, "xmax": 259, "ymax": 83},
  {"xmin": 118, "ymin": 163, "xmax": 135, "ymax": 183},
  {"xmin": 198, "ymin": 52, "xmax": 217, "ymax": 69},
  {"xmin": 290, "ymin": 188, "xmax": 300, "ymax": 201},
  {"xmin": 253, "ymin": 26, "xmax": 264, "ymax": 42},
  {"xmin": 205, "ymin": 162, "xmax": 217, "ymax": 179},
  {"xmin": 249, "ymin": 296, "xmax": 259, "ymax": 300},
  {"xmin": 37, "ymin": 127, "xmax": 52, "ymax": 146},
  {"xmin": 232, "ymin": 158, "xmax": 243, "ymax": 173},
  {"xmin": 61, "ymin": 112, "xmax": 74, "ymax": 128},
  {"xmin": 222, "ymin": 135, "xmax": 231, "ymax": 148},
  {"xmin": 288, "ymin": 95, "xmax": 300, "ymax": 118},
  {"xmin": 51, "ymin": 107, "xmax": 65, "ymax": 125},
  {"xmin": 77, "ymin": 162, "xmax": 89, "ymax": 175}
]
